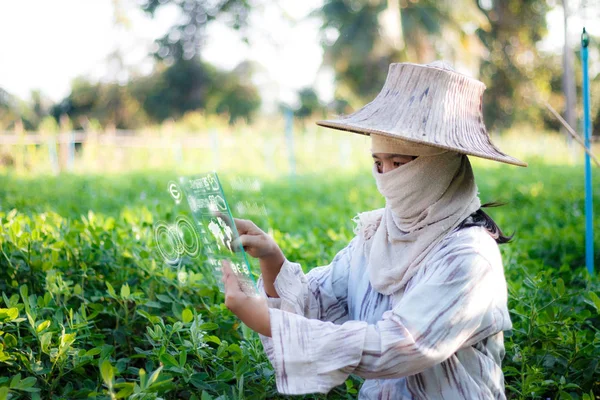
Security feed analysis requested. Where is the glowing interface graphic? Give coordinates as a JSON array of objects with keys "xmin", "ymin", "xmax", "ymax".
[{"xmin": 153, "ymin": 172, "xmax": 257, "ymax": 296}]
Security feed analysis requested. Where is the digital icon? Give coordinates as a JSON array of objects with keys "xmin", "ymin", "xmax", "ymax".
[
  {"xmin": 168, "ymin": 181, "xmax": 182, "ymax": 203},
  {"xmin": 208, "ymin": 175, "xmax": 219, "ymax": 190},
  {"xmin": 209, "ymin": 195, "xmax": 227, "ymax": 211},
  {"xmin": 207, "ymin": 217, "xmax": 234, "ymax": 251},
  {"xmin": 187, "ymin": 195, "xmax": 198, "ymax": 212},
  {"xmin": 153, "ymin": 215, "xmax": 200, "ymax": 266}
]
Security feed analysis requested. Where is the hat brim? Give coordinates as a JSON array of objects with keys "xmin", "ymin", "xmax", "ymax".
[{"xmin": 316, "ymin": 119, "xmax": 528, "ymax": 167}]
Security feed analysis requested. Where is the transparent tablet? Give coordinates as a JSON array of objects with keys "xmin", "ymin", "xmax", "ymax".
[{"xmin": 153, "ymin": 172, "xmax": 257, "ymax": 296}]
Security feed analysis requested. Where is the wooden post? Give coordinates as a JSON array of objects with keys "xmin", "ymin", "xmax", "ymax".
[
  {"xmin": 58, "ymin": 115, "xmax": 72, "ymax": 172},
  {"xmin": 14, "ymin": 120, "xmax": 25, "ymax": 173},
  {"xmin": 47, "ymin": 136, "xmax": 59, "ymax": 175}
]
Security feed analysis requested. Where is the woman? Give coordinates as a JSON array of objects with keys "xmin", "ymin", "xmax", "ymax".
[{"xmin": 221, "ymin": 61, "xmax": 527, "ymax": 399}]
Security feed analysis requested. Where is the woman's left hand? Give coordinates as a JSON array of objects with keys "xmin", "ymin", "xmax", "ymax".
[{"xmin": 222, "ymin": 262, "xmax": 271, "ymax": 337}]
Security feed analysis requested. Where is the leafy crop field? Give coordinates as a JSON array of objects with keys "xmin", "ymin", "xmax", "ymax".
[{"xmin": 0, "ymin": 163, "xmax": 599, "ymax": 399}]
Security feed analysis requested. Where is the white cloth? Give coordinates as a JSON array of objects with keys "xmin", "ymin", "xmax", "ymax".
[
  {"xmin": 370, "ymin": 133, "xmax": 446, "ymax": 156},
  {"xmin": 368, "ymin": 152, "xmax": 481, "ymax": 295},
  {"xmin": 258, "ymin": 225, "xmax": 512, "ymax": 399}
]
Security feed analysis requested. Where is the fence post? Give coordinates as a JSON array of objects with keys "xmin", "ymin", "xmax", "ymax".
[
  {"xmin": 67, "ymin": 131, "xmax": 75, "ymax": 171},
  {"xmin": 172, "ymin": 140, "xmax": 183, "ymax": 166},
  {"xmin": 285, "ymin": 109, "xmax": 296, "ymax": 176},
  {"xmin": 48, "ymin": 135, "xmax": 59, "ymax": 175},
  {"xmin": 14, "ymin": 120, "xmax": 25, "ymax": 173},
  {"xmin": 581, "ymin": 28, "xmax": 594, "ymax": 274}
]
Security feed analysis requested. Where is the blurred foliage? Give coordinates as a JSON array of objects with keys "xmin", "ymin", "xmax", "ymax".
[
  {"xmin": 476, "ymin": 0, "xmax": 552, "ymax": 130},
  {"xmin": 294, "ymin": 88, "xmax": 325, "ymax": 121},
  {"xmin": 139, "ymin": 0, "xmax": 251, "ymax": 63},
  {"xmin": 49, "ymin": 59, "xmax": 260, "ymax": 130},
  {"xmin": 316, "ymin": 0, "xmax": 489, "ymax": 106},
  {"xmin": 2, "ymin": 0, "xmax": 600, "ymax": 135}
]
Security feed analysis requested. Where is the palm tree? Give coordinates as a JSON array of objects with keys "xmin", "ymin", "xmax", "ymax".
[{"xmin": 316, "ymin": 0, "xmax": 489, "ymax": 107}]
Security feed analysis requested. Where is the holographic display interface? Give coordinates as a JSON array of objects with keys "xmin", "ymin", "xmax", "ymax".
[{"xmin": 153, "ymin": 173, "xmax": 256, "ymax": 295}]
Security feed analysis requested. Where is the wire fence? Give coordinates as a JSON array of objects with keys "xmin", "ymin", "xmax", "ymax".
[
  {"xmin": 0, "ymin": 123, "xmax": 595, "ymax": 176},
  {"xmin": 0, "ymin": 125, "xmax": 371, "ymax": 176}
]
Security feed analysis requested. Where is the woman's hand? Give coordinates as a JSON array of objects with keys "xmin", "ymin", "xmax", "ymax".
[
  {"xmin": 232, "ymin": 218, "xmax": 284, "ymax": 298},
  {"xmin": 222, "ymin": 261, "xmax": 271, "ymax": 337},
  {"xmin": 232, "ymin": 218, "xmax": 281, "ymax": 260}
]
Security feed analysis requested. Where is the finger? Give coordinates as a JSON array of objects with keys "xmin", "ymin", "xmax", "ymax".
[
  {"xmin": 223, "ymin": 268, "xmax": 242, "ymax": 295},
  {"xmin": 232, "ymin": 234, "xmax": 262, "ymax": 252},
  {"xmin": 221, "ymin": 260, "xmax": 233, "ymax": 276},
  {"xmin": 233, "ymin": 218, "xmax": 255, "ymax": 235},
  {"xmin": 215, "ymin": 212, "xmax": 235, "ymax": 231}
]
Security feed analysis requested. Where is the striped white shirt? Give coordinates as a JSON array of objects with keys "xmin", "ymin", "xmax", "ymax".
[{"xmin": 258, "ymin": 224, "xmax": 512, "ymax": 399}]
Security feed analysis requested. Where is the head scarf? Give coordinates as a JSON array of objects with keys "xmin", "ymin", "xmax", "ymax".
[{"xmin": 363, "ymin": 135, "xmax": 481, "ymax": 295}]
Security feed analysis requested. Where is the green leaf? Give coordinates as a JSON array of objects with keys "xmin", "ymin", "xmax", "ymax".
[
  {"xmin": 201, "ymin": 391, "xmax": 214, "ymax": 400},
  {"xmin": 147, "ymin": 366, "xmax": 163, "ymax": 386},
  {"xmin": 562, "ymin": 383, "xmax": 581, "ymax": 389},
  {"xmin": 113, "ymin": 382, "xmax": 134, "ymax": 398},
  {"xmin": 25, "ymin": 311, "xmax": 35, "ymax": 328},
  {"xmin": 182, "ymin": 309, "xmax": 193, "ymax": 323},
  {"xmin": 100, "ymin": 360, "xmax": 114, "ymax": 387},
  {"xmin": 200, "ymin": 323, "xmax": 219, "ymax": 331},
  {"xmin": 39, "ymin": 332, "xmax": 52, "ymax": 354},
  {"xmin": 156, "ymin": 294, "xmax": 172, "ymax": 303},
  {"xmin": 60, "ymin": 332, "xmax": 76, "ymax": 349},
  {"xmin": 179, "ymin": 350, "xmax": 187, "ymax": 367},
  {"xmin": 9, "ymin": 374, "xmax": 21, "ymax": 389},
  {"xmin": 0, "ymin": 308, "xmax": 18, "ymax": 323},
  {"xmin": 15, "ymin": 377, "xmax": 37, "ymax": 392},
  {"xmin": 36, "ymin": 320, "xmax": 51, "ymax": 333},
  {"xmin": 19, "ymin": 286, "xmax": 28, "ymax": 305},
  {"xmin": 73, "ymin": 284, "xmax": 82, "ymax": 296},
  {"xmin": 216, "ymin": 370, "xmax": 234, "ymax": 381},
  {"xmin": 3, "ymin": 334, "xmax": 16, "ymax": 348},
  {"xmin": 106, "ymin": 282, "xmax": 116, "ymax": 298},
  {"xmin": 86, "ymin": 348, "xmax": 102, "ymax": 357},
  {"xmin": 206, "ymin": 336, "xmax": 221, "ymax": 345},
  {"xmin": 139, "ymin": 368, "xmax": 147, "ymax": 389},
  {"xmin": 555, "ymin": 278, "xmax": 565, "ymax": 296},
  {"xmin": 587, "ymin": 291, "xmax": 600, "ymax": 313},
  {"xmin": 0, "ymin": 386, "xmax": 8, "ymax": 400},
  {"xmin": 120, "ymin": 284, "xmax": 130, "ymax": 299},
  {"xmin": 159, "ymin": 353, "xmax": 179, "ymax": 368}
]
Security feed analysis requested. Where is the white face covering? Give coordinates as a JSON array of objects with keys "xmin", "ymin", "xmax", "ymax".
[{"xmin": 365, "ymin": 135, "xmax": 481, "ymax": 295}]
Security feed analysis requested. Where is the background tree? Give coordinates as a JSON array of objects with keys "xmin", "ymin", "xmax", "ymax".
[
  {"xmin": 316, "ymin": 0, "xmax": 488, "ymax": 109},
  {"xmin": 138, "ymin": 0, "xmax": 252, "ymax": 62},
  {"xmin": 294, "ymin": 88, "xmax": 324, "ymax": 121},
  {"xmin": 476, "ymin": 0, "xmax": 553, "ymax": 131}
]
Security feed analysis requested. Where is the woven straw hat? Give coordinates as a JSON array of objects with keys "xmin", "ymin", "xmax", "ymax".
[{"xmin": 317, "ymin": 61, "xmax": 527, "ymax": 167}]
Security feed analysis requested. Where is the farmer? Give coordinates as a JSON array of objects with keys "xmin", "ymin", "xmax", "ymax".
[{"xmin": 221, "ymin": 61, "xmax": 527, "ymax": 399}]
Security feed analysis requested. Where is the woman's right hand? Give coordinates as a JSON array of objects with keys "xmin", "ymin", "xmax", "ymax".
[
  {"xmin": 233, "ymin": 218, "xmax": 282, "ymax": 260},
  {"xmin": 232, "ymin": 218, "xmax": 284, "ymax": 298}
]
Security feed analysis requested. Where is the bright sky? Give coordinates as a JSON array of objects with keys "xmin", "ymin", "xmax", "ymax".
[
  {"xmin": 0, "ymin": 0, "xmax": 596, "ymax": 109},
  {"xmin": 0, "ymin": 0, "xmax": 330, "ymax": 112}
]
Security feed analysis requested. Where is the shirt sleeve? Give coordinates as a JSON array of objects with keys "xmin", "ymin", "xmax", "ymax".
[
  {"xmin": 257, "ymin": 237, "xmax": 356, "ymax": 322},
  {"xmin": 262, "ymin": 250, "xmax": 503, "ymax": 395},
  {"xmin": 257, "ymin": 238, "xmax": 355, "ymax": 381}
]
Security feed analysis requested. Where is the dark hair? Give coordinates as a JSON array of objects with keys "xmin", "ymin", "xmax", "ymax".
[{"xmin": 457, "ymin": 202, "xmax": 513, "ymax": 244}]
